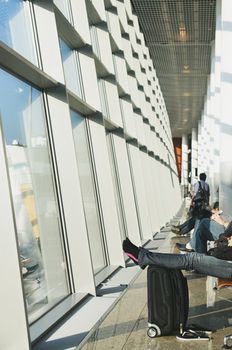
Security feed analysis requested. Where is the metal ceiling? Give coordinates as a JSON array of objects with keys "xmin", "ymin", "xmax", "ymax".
[{"xmin": 130, "ymin": 0, "xmax": 216, "ymax": 137}]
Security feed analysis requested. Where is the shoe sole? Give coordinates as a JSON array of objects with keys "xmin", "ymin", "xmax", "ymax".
[{"xmin": 125, "ymin": 252, "xmax": 138, "ymax": 263}]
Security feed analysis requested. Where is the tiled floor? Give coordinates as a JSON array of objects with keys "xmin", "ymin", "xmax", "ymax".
[{"xmin": 81, "ymin": 224, "xmax": 232, "ymax": 350}]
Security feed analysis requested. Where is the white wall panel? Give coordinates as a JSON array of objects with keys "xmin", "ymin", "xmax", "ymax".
[
  {"xmin": 124, "ymin": 0, "xmax": 133, "ymax": 20},
  {"xmin": 90, "ymin": 0, "xmax": 106, "ymax": 21},
  {"xmin": 128, "ymin": 75, "xmax": 139, "ymax": 106},
  {"xmin": 134, "ymin": 112, "xmax": 146, "ymax": 146},
  {"xmin": 133, "ymin": 58, "xmax": 143, "ymax": 87},
  {"xmin": 78, "ymin": 53, "xmax": 101, "ymax": 111},
  {"xmin": 113, "ymin": 55, "xmax": 130, "ymax": 94},
  {"xmin": 120, "ymin": 99, "xmax": 137, "ymax": 138},
  {"xmin": 154, "ymin": 160, "xmax": 167, "ymax": 226},
  {"xmin": 127, "ymin": 144, "xmax": 152, "ymax": 239},
  {"xmin": 102, "ymin": 80, "xmax": 123, "ymax": 127},
  {"xmin": 133, "ymin": 15, "xmax": 140, "ymax": 36},
  {"xmin": 141, "ymin": 153, "xmax": 160, "ymax": 233},
  {"xmin": 47, "ymin": 93, "xmax": 95, "ymax": 294},
  {"xmin": 88, "ymin": 120, "xmax": 124, "ymax": 266},
  {"xmin": 137, "ymin": 43, "xmax": 145, "ymax": 65},
  {"xmin": 145, "ymin": 123, "xmax": 152, "ymax": 152},
  {"xmin": 138, "ymin": 89, "xmax": 148, "ymax": 117},
  {"xmin": 128, "ymin": 24, "xmax": 138, "ymax": 53},
  {"xmin": 218, "ymin": 0, "xmax": 232, "ymax": 215},
  {"xmin": 33, "ymin": 1, "xmax": 64, "ymax": 83},
  {"xmin": 122, "ymin": 37, "xmax": 134, "ymax": 72},
  {"xmin": 146, "ymin": 102, "xmax": 153, "ymax": 125},
  {"xmin": 140, "ymin": 33, "xmax": 146, "ymax": 52},
  {"xmin": 112, "ymin": 135, "xmax": 141, "ymax": 245},
  {"xmin": 142, "ymin": 73, "xmax": 150, "ymax": 97},
  {"xmin": 71, "ymin": 0, "xmax": 91, "ymax": 44},
  {"xmin": 95, "ymin": 27, "xmax": 115, "ymax": 74},
  {"xmin": 106, "ymin": 11, "xmax": 123, "ymax": 51},
  {"xmin": 116, "ymin": 0, "xmax": 128, "ymax": 33}
]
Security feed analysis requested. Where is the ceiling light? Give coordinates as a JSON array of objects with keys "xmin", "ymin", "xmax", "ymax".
[
  {"xmin": 183, "ymin": 108, "xmax": 190, "ymax": 112},
  {"xmin": 183, "ymin": 92, "xmax": 191, "ymax": 97},
  {"xmin": 179, "ymin": 27, "xmax": 187, "ymax": 41}
]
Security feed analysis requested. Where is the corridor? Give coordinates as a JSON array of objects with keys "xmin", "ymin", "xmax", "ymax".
[{"xmin": 81, "ymin": 215, "xmax": 232, "ymax": 350}]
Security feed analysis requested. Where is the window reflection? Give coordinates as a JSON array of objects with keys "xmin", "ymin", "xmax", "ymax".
[
  {"xmin": 71, "ymin": 111, "xmax": 107, "ymax": 275},
  {"xmin": 0, "ymin": 0, "xmax": 38, "ymax": 65},
  {"xmin": 0, "ymin": 69, "xmax": 69, "ymax": 323}
]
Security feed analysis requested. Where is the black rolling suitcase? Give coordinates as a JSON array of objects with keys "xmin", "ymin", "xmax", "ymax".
[{"xmin": 147, "ymin": 266, "xmax": 189, "ymax": 338}]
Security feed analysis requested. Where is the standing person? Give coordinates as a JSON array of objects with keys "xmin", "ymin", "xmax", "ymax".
[{"xmin": 191, "ymin": 172, "xmax": 210, "ymax": 209}]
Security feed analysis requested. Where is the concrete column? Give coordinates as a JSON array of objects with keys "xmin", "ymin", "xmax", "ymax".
[
  {"xmin": 191, "ymin": 128, "xmax": 198, "ymax": 184},
  {"xmin": 212, "ymin": 0, "xmax": 222, "ymax": 203},
  {"xmin": 197, "ymin": 120, "xmax": 203, "ymax": 173},
  {"xmin": 218, "ymin": 0, "xmax": 232, "ymax": 213},
  {"xmin": 205, "ymin": 79, "xmax": 211, "ymax": 175},
  {"xmin": 198, "ymin": 107, "xmax": 208, "ymax": 174},
  {"xmin": 209, "ymin": 41, "xmax": 220, "ymax": 203},
  {"xmin": 181, "ymin": 134, "xmax": 188, "ymax": 195}
]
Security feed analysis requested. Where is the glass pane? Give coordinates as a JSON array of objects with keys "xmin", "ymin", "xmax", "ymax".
[
  {"xmin": 0, "ymin": 69, "xmax": 69, "ymax": 323},
  {"xmin": 71, "ymin": 110, "xmax": 107, "ymax": 275},
  {"xmin": 0, "ymin": 0, "xmax": 38, "ymax": 65},
  {"xmin": 59, "ymin": 39, "xmax": 82, "ymax": 98}
]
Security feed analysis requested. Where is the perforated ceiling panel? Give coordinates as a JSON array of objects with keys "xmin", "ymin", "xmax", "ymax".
[{"xmin": 130, "ymin": 0, "xmax": 216, "ymax": 137}]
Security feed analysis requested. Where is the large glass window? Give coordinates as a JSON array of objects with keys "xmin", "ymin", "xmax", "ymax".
[
  {"xmin": 59, "ymin": 39, "xmax": 83, "ymax": 99},
  {"xmin": 0, "ymin": 0, "xmax": 38, "ymax": 65},
  {"xmin": 71, "ymin": 110, "xmax": 107, "ymax": 275},
  {"xmin": 0, "ymin": 69, "xmax": 69, "ymax": 323}
]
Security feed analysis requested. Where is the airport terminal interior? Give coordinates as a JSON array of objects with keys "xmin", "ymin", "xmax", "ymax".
[{"xmin": 2, "ymin": 0, "xmax": 232, "ymax": 349}]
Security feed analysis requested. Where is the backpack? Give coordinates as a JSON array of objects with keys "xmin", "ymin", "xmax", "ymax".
[{"xmin": 192, "ymin": 181, "xmax": 208, "ymax": 207}]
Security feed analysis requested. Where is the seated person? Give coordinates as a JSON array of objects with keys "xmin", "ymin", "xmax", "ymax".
[
  {"xmin": 172, "ymin": 201, "xmax": 220, "ymax": 236},
  {"xmin": 176, "ymin": 210, "xmax": 232, "ymax": 253},
  {"xmin": 171, "ymin": 216, "xmax": 196, "ymax": 235},
  {"xmin": 123, "ymin": 237, "xmax": 232, "ymax": 279}
]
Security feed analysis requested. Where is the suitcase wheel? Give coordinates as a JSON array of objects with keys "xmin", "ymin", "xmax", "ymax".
[{"xmin": 147, "ymin": 327, "xmax": 158, "ymax": 338}]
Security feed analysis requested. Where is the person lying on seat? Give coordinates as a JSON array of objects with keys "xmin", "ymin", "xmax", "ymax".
[{"xmin": 122, "ymin": 237, "xmax": 232, "ymax": 279}]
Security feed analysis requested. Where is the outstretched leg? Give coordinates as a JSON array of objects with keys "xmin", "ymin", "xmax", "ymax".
[{"xmin": 123, "ymin": 238, "xmax": 232, "ymax": 279}]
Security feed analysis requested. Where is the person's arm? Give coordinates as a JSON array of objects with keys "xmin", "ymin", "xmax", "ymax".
[{"xmin": 211, "ymin": 213, "xmax": 229, "ymax": 228}]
